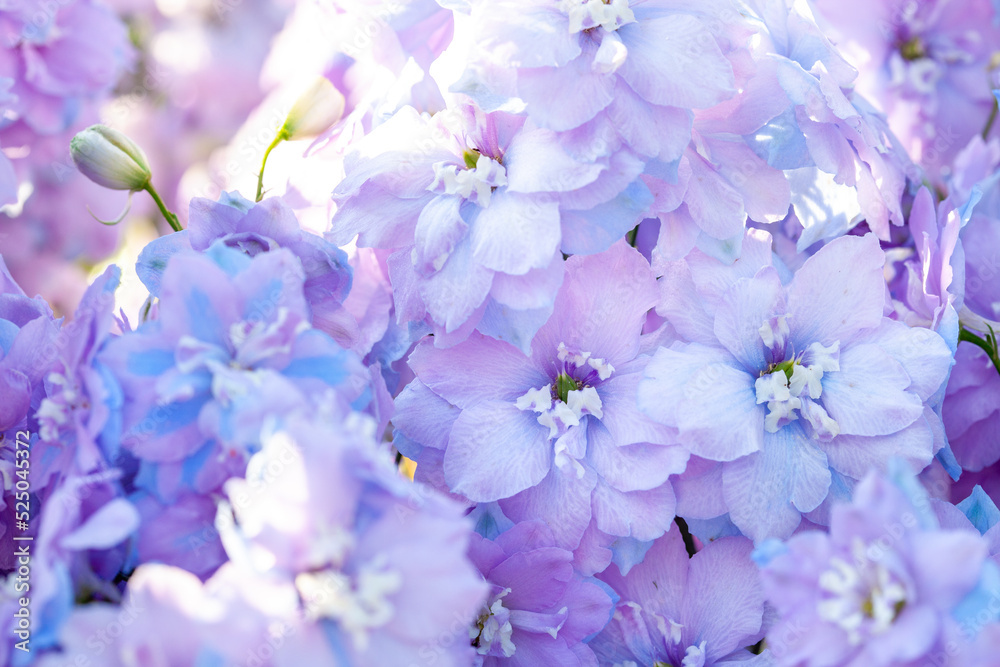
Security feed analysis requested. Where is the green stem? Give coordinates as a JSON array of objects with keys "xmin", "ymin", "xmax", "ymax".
[
  {"xmin": 983, "ymin": 96, "xmax": 999, "ymax": 140},
  {"xmin": 143, "ymin": 183, "xmax": 182, "ymax": 232},
  {"xmin": 626, "ymin": 224, "xmax": 639, "ymax": 248},
  {"xmin": 255, "ymin": 132, "xmax": 286, "ymax": 202},
  {"xmin": 959, "ymin": 326, "xmax": 1000, "ymax": 377}
]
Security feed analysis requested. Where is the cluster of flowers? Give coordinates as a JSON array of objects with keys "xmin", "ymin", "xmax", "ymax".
[{"xmin": 2, "ymin": 0, "xmax": 1000, "ymax": 664}]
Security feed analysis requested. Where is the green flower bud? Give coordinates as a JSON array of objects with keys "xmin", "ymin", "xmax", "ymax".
[{"xmin": 70, "ymin": 125, "xmax": 151, "ymax": 192}]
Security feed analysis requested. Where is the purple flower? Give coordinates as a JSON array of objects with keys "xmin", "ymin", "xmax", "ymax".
[
  {"xmin": 639, "ymin": 230, "xmax": 953, "ymax": 541},
  {"xmin": 592, "ymin": 529, "xmax": 769, "ymax": 666},
  {"xmin": 394, "ymin": 242, "xmax": 687, "ymax": 568},
  {"xmin": 330, "ymin": 103, "xmax": 652, "ymax": 350},
  {"xmin": 223, "ymin": 410, "xmax": 489, "ymax": 666},
  {"xmin": 450, "ymin": 0, "xmax": 739, "ymax": 162},
  {"xmin": 813, "ymin": 0, "xmax": 1000, "ymax": 182},
  {"xmin": 137, "ymin": 191, "xmax": 355, "ymax": 346},
  {"xmin": 758, "ymin": 465, "xmax": 1000, "ymax": 666},
  {"xmin": 32, "ymin": 266, "xmax": 122, "ymax": 497},
  {"xmin": 467, "ymin": 520, "xmax": 613, "ymax": 666},
  {"xmin": 99, "ymin": 244, "xmax": 366, "ymax": 504}
]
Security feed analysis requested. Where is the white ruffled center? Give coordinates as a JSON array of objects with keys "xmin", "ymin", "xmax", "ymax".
[
  {"xmin": 430, "ymin": 153, "xmax": 507, "ymax": 207},
  {"xmin": 817, "ymin": 538, "xmax": 907, "ymax": 645},
  {"xmin": 471, "ymin": 588, "xmax": 516, "ymax": 657},
  {"xmin": 562, "ymin": 0, "xmax": 635, "ymax": 33},
  {"xmin": 755, "ymin": 334, "xmax": 841, "ymax": 440},
  {"xmin": 296, "ymin": 557, "xmax": 403, "ymax": 651}
]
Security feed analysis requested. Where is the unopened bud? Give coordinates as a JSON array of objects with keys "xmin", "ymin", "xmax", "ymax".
[
  {"xmin": 71, "ymin": 125, "xmax": 151, "ymax": 191},
  {"xmin": 280, "ymin": 77, "xmax": 346, "ymax": 141}
]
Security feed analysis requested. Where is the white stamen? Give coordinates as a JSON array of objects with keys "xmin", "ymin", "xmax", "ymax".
[
  {"xmin": 562, "ymin": 0, "xmax": 635, "ymax": 33},
  {"xmin": 430, "ymin": 154, "xmax": 507, "ymax": 207},
  {"xmin": 587, "ymin": 356, "xmax": 615, "ymax": 380},
  {"xmin": 817, "ymin": 538, "xmax": 906, "ymax": 645},
  {"xmin": 296, "ymin": 559, "xmax": 403, "ymax": 651}
]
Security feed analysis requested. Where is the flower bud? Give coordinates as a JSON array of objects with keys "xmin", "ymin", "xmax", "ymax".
[
  {"xmin": 280, "ymin": 77, "xmax": 346, "ymax": 141},
  {"xmin": 71, "ymin": 125, "xmax": 152, "ymax": 191}
]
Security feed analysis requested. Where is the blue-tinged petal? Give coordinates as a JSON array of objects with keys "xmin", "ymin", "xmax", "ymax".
[
  {"xmin": 684, "ymin": 151, "xmax": 746, "ymax": 241},
  {"xmin": 722, "ymin": 424, "xmax": 831, "ymax": 542},
  {"xmin": 639, "ymin": 344, "xmax": 729, "ymax": 429},
  {"xmin": 787, "ymin": 233, "xmax": 885, "ymax": 348},
  {"xmin": 606, "ymin": 80, "xmax": 692, "ymax": 162},
  {"xmin": 477, "ymin": 298, "xmax": 552, "ymax": 356},
  {"xmin": 857, "ymin": 320, "xmax": 953, "ymax": 402},
  {"xmin": 504, "ymin": 128, "xmax": 605, "ymax": 193},
  {"xmin": 499, "ymin": 465, "xmax": 597, "ymax": 551},
  {"xmin": 819, "ymin": 412, "xmax": 934, "ymax": 481},
  {"xmin": 232, "ymin": 248, "xmax": 310, "ymax": 323},
  {"xmin": 655, "ymin": 261, "xmax": 717, "ymax": 345},
  {"xmin": 419, "ymin": 235, "xmax": 494, "ymax": 333},
  {"xmin": 158, "ymin": 253, "xmax": 241, "ymax": 348},
  {"xmin": 713, "ymin": 268, "xmax": 785, "ymax": 373},
  {"xmin": 592, "ymin": 480, "xmax": 676, "ymax": 541},
  {"xmin": 470, "ymin": 191, "xmax": 560, "ymax": 275},
  {"xmin": 408, "ymin": 333, "xmax": 548, "ymax": 410},
  {"xmin": 517, "ymin": 53, "xmax": 615, "ymax": 132},
  {"xmin": 412, "ymin": 195, "xmax": 468, "ymax": 276},
  {"xmin": 587, "ymin": 419, "xmax": 687, "ymax": 493},
  {"xmin": 135, "ymin": 230, "xmax": 192, "ymax": 297},
  {"xmin": 594, "ymin": 357, "xmax": 680, "ymax": 448},
  {"xmin": 444, "ymin": 401, "xmax": 553, "ymax": 501},
  {"xmin": 560, "ymin": 199, "xmax": 645, "ymax": 257},
  {"xmin": 393, "ymin": 379, "xmax": 461, "ymax": 451},
  {"xmin": 957, "ymin": 486, "xmax": 1000, "ymax": 536},
  {"xmin": 821, "ymin": 342, "xmax": 923, "ymax": 437},
  {"xmin": 618, "ymin": 14, "xmax": 734, "ymax": 109},
  {"xmin": 681, "ymin": 537, "xmax": 764, "ymax": 663},
  {"xmin": 675, "ymin": 361, "xmax": 764, "ymax": 462},
  {"xmin": 490, "ymin": 252, "xmax": 565, "ymax": 311}
]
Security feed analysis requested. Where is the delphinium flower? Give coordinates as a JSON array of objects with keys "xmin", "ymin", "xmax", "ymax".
[
  {"xmin": 135, "ymin": 191, "xmax": 355, "ymax": 345},
  {"xmin": 937, "ymin": 137, "xmax": 1000, "ymax": 474},
  {"xmin": 757, "ymin": 464, "xmax": 1000, "ymax": 666},
  {"xmin": 639, "ymin": 230, "xmax": 953, "ymax": 542},
  {"xmin": 0, "ymin": 256, "xmax": 62, "ymax": 565},
  {"xmin": 27, "ymin": 471, "xmax": 139, "ymax": 655},
  {"xmin": 447, "ymin": 0, "xmax": 742, "ymax": 164},
  {"xmin": 735, "ymin": 0, "xmax": 914, "ymax": 246},
  {"xmin": 34, "ymin": 562, "xmax": 295, "ymax": 667},
  {"xmin": 330, "ymin": 102, "xmax": 651, "ymax": 350},
  {"xmin": 813, "ymin": 0, "xmax": 1000, "ymax": 183},
  {"xmin": 393, "ymin": 242, "xmax": 688, "ymax": 572},
  {"xmin": 222, "ymin": 410, "xmax": 488, "ymax": 666},
  {"xmin": 32, "ymin": 266, "xmax": 122, "ymax": 498},
  {"xmin": 591, "ymin": 529, "xmax": 770, "ymax": 666},
  {"xmin": 467, "ymin": 519, "xmax": 613, "ymax": 666},
  {"xmin": 97, "ymin": 244, "xmax": 367, "ymax": 577}
]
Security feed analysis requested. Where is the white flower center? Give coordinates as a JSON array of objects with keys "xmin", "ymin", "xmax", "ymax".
[
  {"xmin": 430, "ymin": 153, "xmax": 507, "ymax": 207},
  {"xmin": 296, "ymin": 557, "xmax": 404, "ymax": 651},
  {"xmin": 561, "ymin": 0, "xmax": 635, "ymax": 34},
  {"xmin": 515, "ymin": 342, "xmax": 611, "ymax": 440},
  {"xmin": 37, "ymin": 372, "xmax": 88, "ymax": 442},
  {"xmin": 817, "ymin": 538, "xmax": 907, "ymax": 645},
  {"xmin": 754, "ymin": 338, "xmax": 841, "ymax": 440},
  {"xmin": 471, "ymin": 588, "xmax": 516, "ymax": 657}
]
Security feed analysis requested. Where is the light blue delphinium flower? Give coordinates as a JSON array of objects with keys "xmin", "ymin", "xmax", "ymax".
[
  {"xmin": 639, "ymin": 229, "xmax": 954, "ymax": 542},
  {"xmin": 593, "ymin": 528, "xmax": 770, "ymax": 667},
  {"xmin": 757, "ymin": 464, "xmax": 1000, "ymax": 666},
  {"xmin": 394, "ymin": 242, "xmax": 687, "ymax": 573}
]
